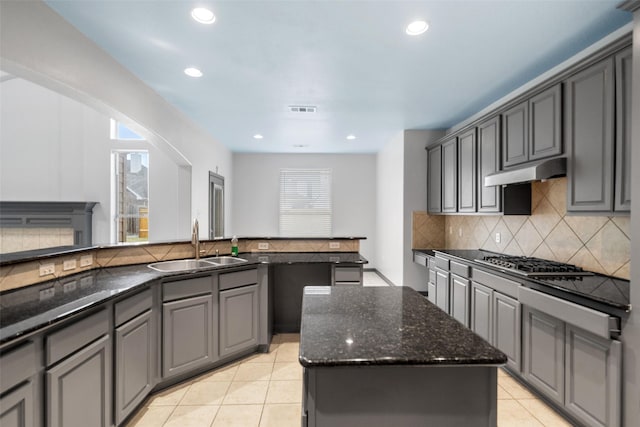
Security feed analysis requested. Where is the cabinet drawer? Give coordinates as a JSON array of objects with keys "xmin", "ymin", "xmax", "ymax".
[
  {"xmin": 163, "ymin": 275, "xmax": 212, "ymax": 301},
  {"xmin": 413, "ymin": 252, "xmax": 428, "ymax": 267},
  {"xmin": 450, "ymin": 260, "xmax": 470, "ymax": 278},
  {"xmin": 519, "ymin": 287, "xmax": 615, "ymax": 340},
  {"xmin": 472, "ymin": 268, "xmax": 520, "ymax": 299},
  {"xmin": 219, "ymin": 268, "xmax": 258, "ymax": 291},
  {"xmin": 46, "ymin": 309, "xmax": 109, "ymax": 366},
  {"xmin": 0, "ymin": 341, "xmax": 37, "ymax": 394},
  {"xmin": 334, "ymin": 267, "xmax": 361, "ymax": 283},
  {"xmin": 434, "ymin": 255, "xmax": 450, "ymax": 271},
  {"xmin": 115, "ymin": 288, "xmax": 152, "ymax": 327}
]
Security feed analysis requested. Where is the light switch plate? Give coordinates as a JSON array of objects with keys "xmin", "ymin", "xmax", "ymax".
[
  {"xmin": 258, "ymin": 242, "xmax": 269, "ymax": 250},
  {"xmin": 80, "ymin": 255, "xmax": 93, "ymax": 267},
  {"xmin": 63, "ymin": 259, "xmax": 77, "ymax": 271},
  {"xmin": 495, "ymin": 232, "xmax": 501, "ymax": 243},
  {"xmin": 329, "ymin": 242, "xmax": 340, "ymax": 249},
  {"xmin": 39, "ymin": 263, "xmax": 55, "ymax": 276}
]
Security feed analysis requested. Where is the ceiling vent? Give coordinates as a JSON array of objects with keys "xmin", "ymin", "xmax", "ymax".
[{"xmin": 289, "ymin": 105, "xmax": 317, "ymax": 113}]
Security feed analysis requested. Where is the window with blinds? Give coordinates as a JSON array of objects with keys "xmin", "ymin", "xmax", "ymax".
[{"xmin": 279, "ymin": 168, "xmax": 332, "ymax": 237}]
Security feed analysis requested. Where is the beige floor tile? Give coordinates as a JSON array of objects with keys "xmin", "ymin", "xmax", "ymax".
[
  {"xmin": 180, "ymin": 381, "xmax": 230, "ymax": 405},
  {"xmin": 125, "ymin": 406, "xmax": 175, "ymax": 427},
  {"xmin": 212, "ymin": 404, "xmax": 263, "ymax": 427},
  {"xmin": 164, "ymin": 405, "xmax": 219, "ymax": 427},
  {"xmin": 497, "ymin": 384, "xmax": 513, "ymax": 400},
  {"xmin": 498, "ymin": 368, "xmax": 509, "ymax": 377},
  {"xmin": 271, "ymin": 362, "xmax": 303, "ymax": 381},
  {"xmin": 498, "ymin": 399, "xmax": 544, "ymax": 426},
  {"xmin": 266, "ymin": 380, "xmax": 303, "ymax": 404},
  {"xmin": 275, "ymin": 343, "xmax": 299, "ymax": 362},
  {"xmin": 499, "ymin": 375, "xmax": 538, "ymax": 399},
  {"xmin": 259, "ymin": 404, "xmax": 301, "ymax": 427},
  {"xmin": 149, "ymin": 382, "xmax": 192, "ymax": 406},
  {"xmin": 242, "ymin": 351, "xmax": 277, "ymax": 363},
  {"xmin": 518, "ymin": 399, "xmax": 573, "ymax": 427},
  {"xmin": 234, "ymin": 362, "xmax": 273, "ymax": 381},
  {"xmin": 196, "ymin": 364, "xmax": 239, "ymax": 382},
  {"xmin": 276, "ymin": 333, "xmax": 300, "ymax": 343},
  {"xmin": 223, "ymin": 381, "xmax": 269, "ymax": 405}
]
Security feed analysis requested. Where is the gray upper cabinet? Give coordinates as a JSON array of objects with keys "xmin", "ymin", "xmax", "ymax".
[
  {"xmin": 477, "ymin": 116, "xmax": 501, "ymax": 212},
  {"xmin": 219, "ymin": 284, "xmax": 260, "ymax": 357},
  {"xmin": 502, "ymin": 100, "xmax": 529, "ymax": 167},
  {"xmin": 614, "ymin": 47, "xmax": 632, "ymax": 212},
  {"xmin": 441, "ymin": 137, "xmax": 458, "ymax": 213},
  {"xmin": 427, "ymin": 145, "xmax": 442, "ymax": 213},
  {"xmin": 457, "ymin": 128, "xmax": 477, "ymax": 213},
  {"xmin": 565, "ymin": 58, "xmax": 615, "ymax": 212},
  {"xmin": 529, "ymin": 84, "xmax": 562, "ymax": 161}
]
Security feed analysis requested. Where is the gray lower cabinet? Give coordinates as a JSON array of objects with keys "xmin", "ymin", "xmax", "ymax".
[
  {"xmin": 115, "ymin": 309, "xmax": 154, "ymax": 425},
  {"xmin": 493, "ymin": 293, "xmax": 521, "ymax": 372},
  {"xmin": 565, "ymin": 57, "xmax": 615, "ymax": 212},
  {"xmin": 1, "ymin": 341, "xmax": 39, "ymax": 427},
  {"xmin": 427, "ymin": 145, "xmax": 442, "ymax": 213},
  {"xmin": 614, "ymin": 47, "xmax": 632, "ymax": 212},
  {"xmin": 522, "ymin": 306, "xmax": 565, "ymax": 405},
  {"xmin": 219, "ymin": 284, "xmax": 259, "ymax": 357},
  {"xmin": 457, "ymin": 128, "xmax": 477, "ymax": 213},
  {"xmin": 162, "ymin": 294, "xmax": 215, "ymax": 378},
  {"xmin": 0, "ymin": 382, "xmax": 34, "ymax": 427},
  {"xmin": 564, "ymin": 325, "xmax": 621, "ymax": 427},
  {"xmin": 331, "ymin": 265, "xmax": 363, "ymax": 286},
  {"xmin": 477, "ymin": 115, "xmax": 501, "ymax": 213},
  {"xmin": 471, "ymin": 282, "xmax": 493, "ymax": 343},
  {"xmin": 435, "ymin": 269, "xmax": 450, "ymax": 313},
  {"xmin": 46, "ymin": 335, "xmax": 111, "ymax": 427},
  {"xmin": 441, "ymin": 137, "xmax": 458, "ymax": 213},
  {"xmin": 502, "ymin": 100, "xmax": 528, "ymax": 167},
  {"xmin": 450, "ymin": 275, "xmax": 470, "ymax": 327}
]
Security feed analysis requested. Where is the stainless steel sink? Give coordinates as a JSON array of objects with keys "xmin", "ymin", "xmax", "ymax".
[
  {"xmin": 148, "ymin": 259, "xmax": 218, "ymax": 272},
  {"xmin": 205, "ymin": 256, "xmax": 247, "ymax": 266}
]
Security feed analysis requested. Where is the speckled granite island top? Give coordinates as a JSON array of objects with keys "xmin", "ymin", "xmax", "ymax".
[{"xmin": 299, "ymin": 286, "xmax": 507, "ymax": 367}]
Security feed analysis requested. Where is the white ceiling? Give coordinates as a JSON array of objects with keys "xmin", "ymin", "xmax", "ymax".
[{"xmin": 44, "ymin": 0, "xmax": 631, "ymax": 154}]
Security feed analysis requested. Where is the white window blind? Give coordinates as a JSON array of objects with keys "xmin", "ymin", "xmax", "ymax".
[{"xmin": 279, "ymin": 168, "xmax": 332, "ymax": 237}]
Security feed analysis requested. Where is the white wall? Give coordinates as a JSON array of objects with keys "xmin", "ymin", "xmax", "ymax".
[
  {"xmin": 375, "ymin": 132, "xmax": 404, "ymax": 285},
  {"xmin": 0, "ymin": 1, "xmax": 231, "ymax": 240},
  {"xmin": 232, "ymin": 153, "xmax": 377, "ymax": 266}
]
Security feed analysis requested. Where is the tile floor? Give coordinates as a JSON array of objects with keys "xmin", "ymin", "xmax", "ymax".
[{"xmin": 127, "ymin": 272, "xmax": 574, "ymax": 427}]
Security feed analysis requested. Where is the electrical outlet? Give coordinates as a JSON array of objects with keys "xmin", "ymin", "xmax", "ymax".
[
  {"xmin": 258, "ymin": 242, "xmax": 269, "ymax": 250},
  {"xmin": 39, "ymin": 287, "xmax": 55, "ymax": 300},
  {"xmin": 80, "ymin": 255, "xmax": 93, "ymax": 267},
  {"xmin": 39, "ymin": 263, "xmax": 55, "ymax": 276},
  {"xmin": 329, "ymin": 242, "xmax": 340, "ymax": 249},
  {"xmin": 495, "ymin": 232, "xmax": 501, "ymax": 243},
  {"xmin": 63, "ymin": 259, "xmax": 77, "ymax": 271},
  {"xmin": 63, "ymin": 281, "xmax": 77, "ymax": 293}
]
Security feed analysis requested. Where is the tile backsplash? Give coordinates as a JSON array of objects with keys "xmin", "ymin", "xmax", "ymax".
[
  {"xmin": 413, "ymin": 177, "xmax": 630, "ymax": 279},
  {"xmin": 1, "ymin": 227, "xmax": 75, "ymax": 254}
]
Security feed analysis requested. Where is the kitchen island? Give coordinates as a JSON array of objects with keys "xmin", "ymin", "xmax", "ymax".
[{"xmin": 299, "ymin": 286, "xmax": 507, "ymax": 427}]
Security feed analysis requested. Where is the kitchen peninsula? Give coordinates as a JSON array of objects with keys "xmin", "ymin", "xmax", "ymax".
[{"xmin": 299, "ymin": 286, "xmax": 507, "ymax": 427}]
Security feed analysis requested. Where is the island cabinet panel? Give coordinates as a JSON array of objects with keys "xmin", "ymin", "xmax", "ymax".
[
  {"xmin": 477, "ymin": 116, "xmax": 502, "ymax": 212},
  {"xmin": 115, "ymin": 309, "xmax": 155, "ymax": 425},
  {"xmin": 219, "ymin": 284, "xmax": 259, "ymax": 357},
  {"xmin": 46, "ymin": 335, "xmax": 111, "ymax": 427},
  {"xmin": 471, "ymin": 282, "xmax": 493, "ymax": 343},
  {"xmin": 162, "ymin": 294, "xmax": 215, "ymax": 378},
  {"xmin": 614, "ymin": 47, "xmax": 632, "ymax": 212},
  {"xmin": 564, "ymin": 325, "xmax": 621, "ymax": 427},
  {"xmin": 0, "ymin": 382, "xmax": 34, "ymax": 427},
  {"xmin": 441, "ymin": 137, "xmax": 458, "ymax": 213},
  {"xmin": 522, "ymin": 306, "xmax": 565, "ymax": 406},
  {"xmin": 565, "ymin": 57, "xmax": 615, "ymax": 212},
  {"xmin": 450, "ymin": 275, "xmax": 470, "ymax": 327},
  {"xmin": 529, "ymin": 84, "xmax": 562, "ymax": 161},
  {"xmin": 457, "ymin": 128, "xmax": 477, "ymax": 213},
  {"xmin": 427, "ymin": 145, "xmax": 442, "ymax": 213},
  {"xmin": 493, "ymin": 293, "xmax": 521, "ymax": 372},
  {"xmin": 502, "ymin": 100, "xmax": 529, "ymax": 167}
]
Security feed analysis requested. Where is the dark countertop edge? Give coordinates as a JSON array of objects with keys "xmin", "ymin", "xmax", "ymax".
[
  {"xmin": 424, "ymin": 249, "xmax": 631, "ymax": 316},
  {"xmin": 298, "ymin": 357, "xmax": 506, "ymax": 368},
  {"xmin": 0, "ymin": 237, "xmax": 367, "ymax": 266},
  {"xmin": 0, "ymin": 251, "xmax": 366, "ymax": 346}
]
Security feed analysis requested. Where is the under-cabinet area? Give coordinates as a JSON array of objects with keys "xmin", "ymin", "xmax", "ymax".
[{"xmin": 417, "ymin": 249, "xmax": 626, "ymax": 427}]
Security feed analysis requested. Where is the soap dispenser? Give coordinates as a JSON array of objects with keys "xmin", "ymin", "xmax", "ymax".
[{"xmin": 231, "ymin": 236, "xmax": 238, "ymax": 256}]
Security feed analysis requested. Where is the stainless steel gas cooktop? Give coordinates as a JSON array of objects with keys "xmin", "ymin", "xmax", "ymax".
[{"xmin": 473, "ymin": 255, "xmax": 593, "ymax": 278}]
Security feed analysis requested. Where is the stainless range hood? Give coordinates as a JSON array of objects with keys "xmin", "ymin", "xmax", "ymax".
[{"xmin": 485, "ymin": 157, "xmax": 566, "ymax": 187}]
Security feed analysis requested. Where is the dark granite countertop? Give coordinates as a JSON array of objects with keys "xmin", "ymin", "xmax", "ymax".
[
  {"xmin": 0, "ymin": 252, "xmax": 367, "ymax": 346},
  {"xmin": 413, "ymin": 249, "xmax": 630, "ymax": 316},
  {"xmin": 299, "ymin": 286, "xmax": 507, "ymax": 367}
]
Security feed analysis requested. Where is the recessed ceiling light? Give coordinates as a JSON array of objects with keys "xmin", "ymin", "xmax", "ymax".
[
  {"xmin": 184, "ymin": 67, "xmax": 203, "ymax": 77},
  {"xmin": 406, "ymin": 20, "xmax": 429, "ymax": 35},
  {"xmin": 191, "ymin": 7, "xmax": 215, "ymax": 24},
  {"xmin": 346, "ymin": 135, "xmax": 356, "ymax": 140},
  {"xmin": 253, "ymin": 134, "xmax": 264, "ymax": 139}
]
